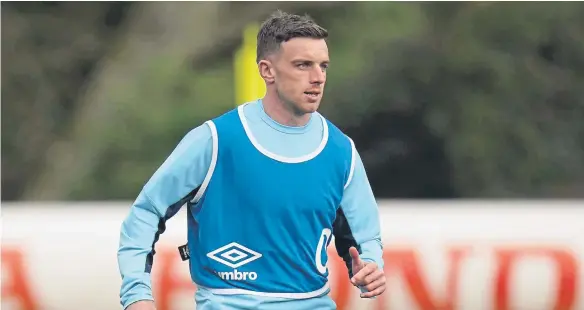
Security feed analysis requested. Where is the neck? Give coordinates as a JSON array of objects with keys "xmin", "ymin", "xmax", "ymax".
[{"xmin": 261, "ymin": 91, "xmax": 312, "ymax": 127}]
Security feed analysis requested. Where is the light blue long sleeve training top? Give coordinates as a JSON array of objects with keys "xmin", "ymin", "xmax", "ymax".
[{"xmin": 118, "ymin": 99, "xmax": 383, "ymax": 309}]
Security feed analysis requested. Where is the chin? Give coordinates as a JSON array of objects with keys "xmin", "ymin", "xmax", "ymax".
[
  {"xmin": 299, "ymin": 101, "xmax": 320, "ymax": 113},
  {"xmin": 287, "ymin": 98, "xmax": 320, "ymax": 115}
]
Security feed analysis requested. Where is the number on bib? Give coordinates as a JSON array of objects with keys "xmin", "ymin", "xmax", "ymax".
[{"xmin": 315, "ymin": 228, "xmax": 332, "ymax": 274}]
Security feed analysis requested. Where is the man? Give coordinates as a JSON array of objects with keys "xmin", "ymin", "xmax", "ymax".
[{"xmin": 118, "ymin": 10, "xmax": 385, "ymax": 310}]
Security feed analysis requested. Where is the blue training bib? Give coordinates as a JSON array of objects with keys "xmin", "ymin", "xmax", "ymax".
[{"xmin": 186, "ymin": 103, "xmax": 353, "ymax": 299}]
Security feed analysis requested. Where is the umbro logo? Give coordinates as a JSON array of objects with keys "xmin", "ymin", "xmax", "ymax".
[{"xmin": 206, "ymin": 242, "xmax": 262, "ymax": 269}]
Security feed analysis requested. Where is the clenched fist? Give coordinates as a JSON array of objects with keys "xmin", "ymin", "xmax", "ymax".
[{"xmin": 349, "ymin": 246, "xmax": 386, "ymax": 298}]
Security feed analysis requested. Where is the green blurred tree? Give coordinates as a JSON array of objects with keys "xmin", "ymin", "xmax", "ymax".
[
  {"xmin": 327, "ymin": 2, "xmax": 584, "ymax": 197},
  {"xmin": 3, "ymin": 2, "xmax": 584, "ymax": 200}
]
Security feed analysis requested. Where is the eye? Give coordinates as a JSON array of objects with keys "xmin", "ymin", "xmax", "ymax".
[
  {"xmin": 297, "ymin": 62, "xmax": 309, "ymax": 69},
  {"xmin": 321, "ymin": 63, "xmax": 329, "ymax": 71}
]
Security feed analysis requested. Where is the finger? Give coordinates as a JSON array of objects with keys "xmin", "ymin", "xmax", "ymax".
[
  {"xmin": 362, "ymin": 269, "xmax": 384, "ymax": 285},
  {"xmin": 351, "ymin": 266, "xmax": 369, "ymax": 285},
  {"xmin": 363, "ymin": 275, "xmax": 385, "ymax": 292},
  {"xmin": 349, "ymin": 247, "xmax": 361, "ymax": 263},
  {"xmin": 360, "ymin": 284, "xmax": 386, "ymax": 298},
  {"xmin": 351, "ymin": 263, "xmax": 377, "ymax": 285}
]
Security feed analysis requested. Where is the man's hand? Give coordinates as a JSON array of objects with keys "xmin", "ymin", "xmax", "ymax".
[
  {"xmin": 349, "ymin": 246, "xmax": 386, "ymax": 298},
  {"xmin": 127, "ymin": 300, "xmax": 156, "ymax": 310}
]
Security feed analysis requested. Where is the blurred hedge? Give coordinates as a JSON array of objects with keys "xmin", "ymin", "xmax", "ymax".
[{"xmin": 3, "ymin": 2, "xmax": 584, "ymax": 200}]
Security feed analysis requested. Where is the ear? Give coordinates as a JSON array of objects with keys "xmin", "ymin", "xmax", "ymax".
[{"xmin": 258, "ymin": 59, "xmax": 275, "ymax": 84}]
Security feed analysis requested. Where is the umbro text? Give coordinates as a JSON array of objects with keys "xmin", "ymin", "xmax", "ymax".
[{"xmin": 217, "ymin": 269, "xmax": 258, "ymax": 281}]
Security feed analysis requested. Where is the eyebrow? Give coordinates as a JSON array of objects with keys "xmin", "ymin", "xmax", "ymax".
[{"xmin": 292, "ymin": 59, "xmax": 330, "ymax": 64}]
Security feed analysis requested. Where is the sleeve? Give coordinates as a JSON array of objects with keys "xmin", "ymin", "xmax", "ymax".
[
  {"xmin": 333, "ymin": 138, "xmax": 384, "ymax": 279},
  {"xmin": 117, "ymin": 121, "xmax": 216, "ymax": 309}
]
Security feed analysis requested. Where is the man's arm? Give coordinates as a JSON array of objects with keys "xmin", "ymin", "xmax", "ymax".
[
  {"xmin": 118, "ymin": 122, "xmax": 215, "ymax": 309},
  {"xmin": 333, "ymin": 140, "xmax": 385, "ymax": 296}
]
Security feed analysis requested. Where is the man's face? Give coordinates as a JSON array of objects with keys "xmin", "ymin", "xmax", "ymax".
[{"xmin": 267, "ymin": 37, "xmax": 329, "ymax": 115}]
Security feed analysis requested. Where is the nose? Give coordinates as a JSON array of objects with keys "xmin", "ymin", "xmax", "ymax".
[{"xmin": 309, "ymin": 66, "xmax": 325, "ymax": 85}]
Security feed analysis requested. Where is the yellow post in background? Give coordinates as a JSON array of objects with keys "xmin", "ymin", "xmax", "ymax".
[{"xmin": 234, "ymin": 23, "xmax": 266, "ymax": 106}]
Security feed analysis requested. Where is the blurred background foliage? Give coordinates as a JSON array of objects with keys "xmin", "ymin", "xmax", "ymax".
[{"xmin": 2, "ymin": 1, "xmax": 584, "ymax": 201}]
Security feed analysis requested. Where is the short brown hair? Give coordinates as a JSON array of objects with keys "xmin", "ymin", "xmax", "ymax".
[{"xmin": 256, "ymin": 10, "xmax": 328, "ymax": 63}]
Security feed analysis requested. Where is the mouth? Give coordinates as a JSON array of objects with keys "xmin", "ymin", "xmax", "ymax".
[{"xmin": 304, "ymin": 91, "xmax": 321, "ymax": 99}]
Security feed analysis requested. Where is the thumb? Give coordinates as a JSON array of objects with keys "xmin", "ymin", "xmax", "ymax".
[{"xmin": 349, "ymin": 246, "xmax": 361, "ymax": 264}]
